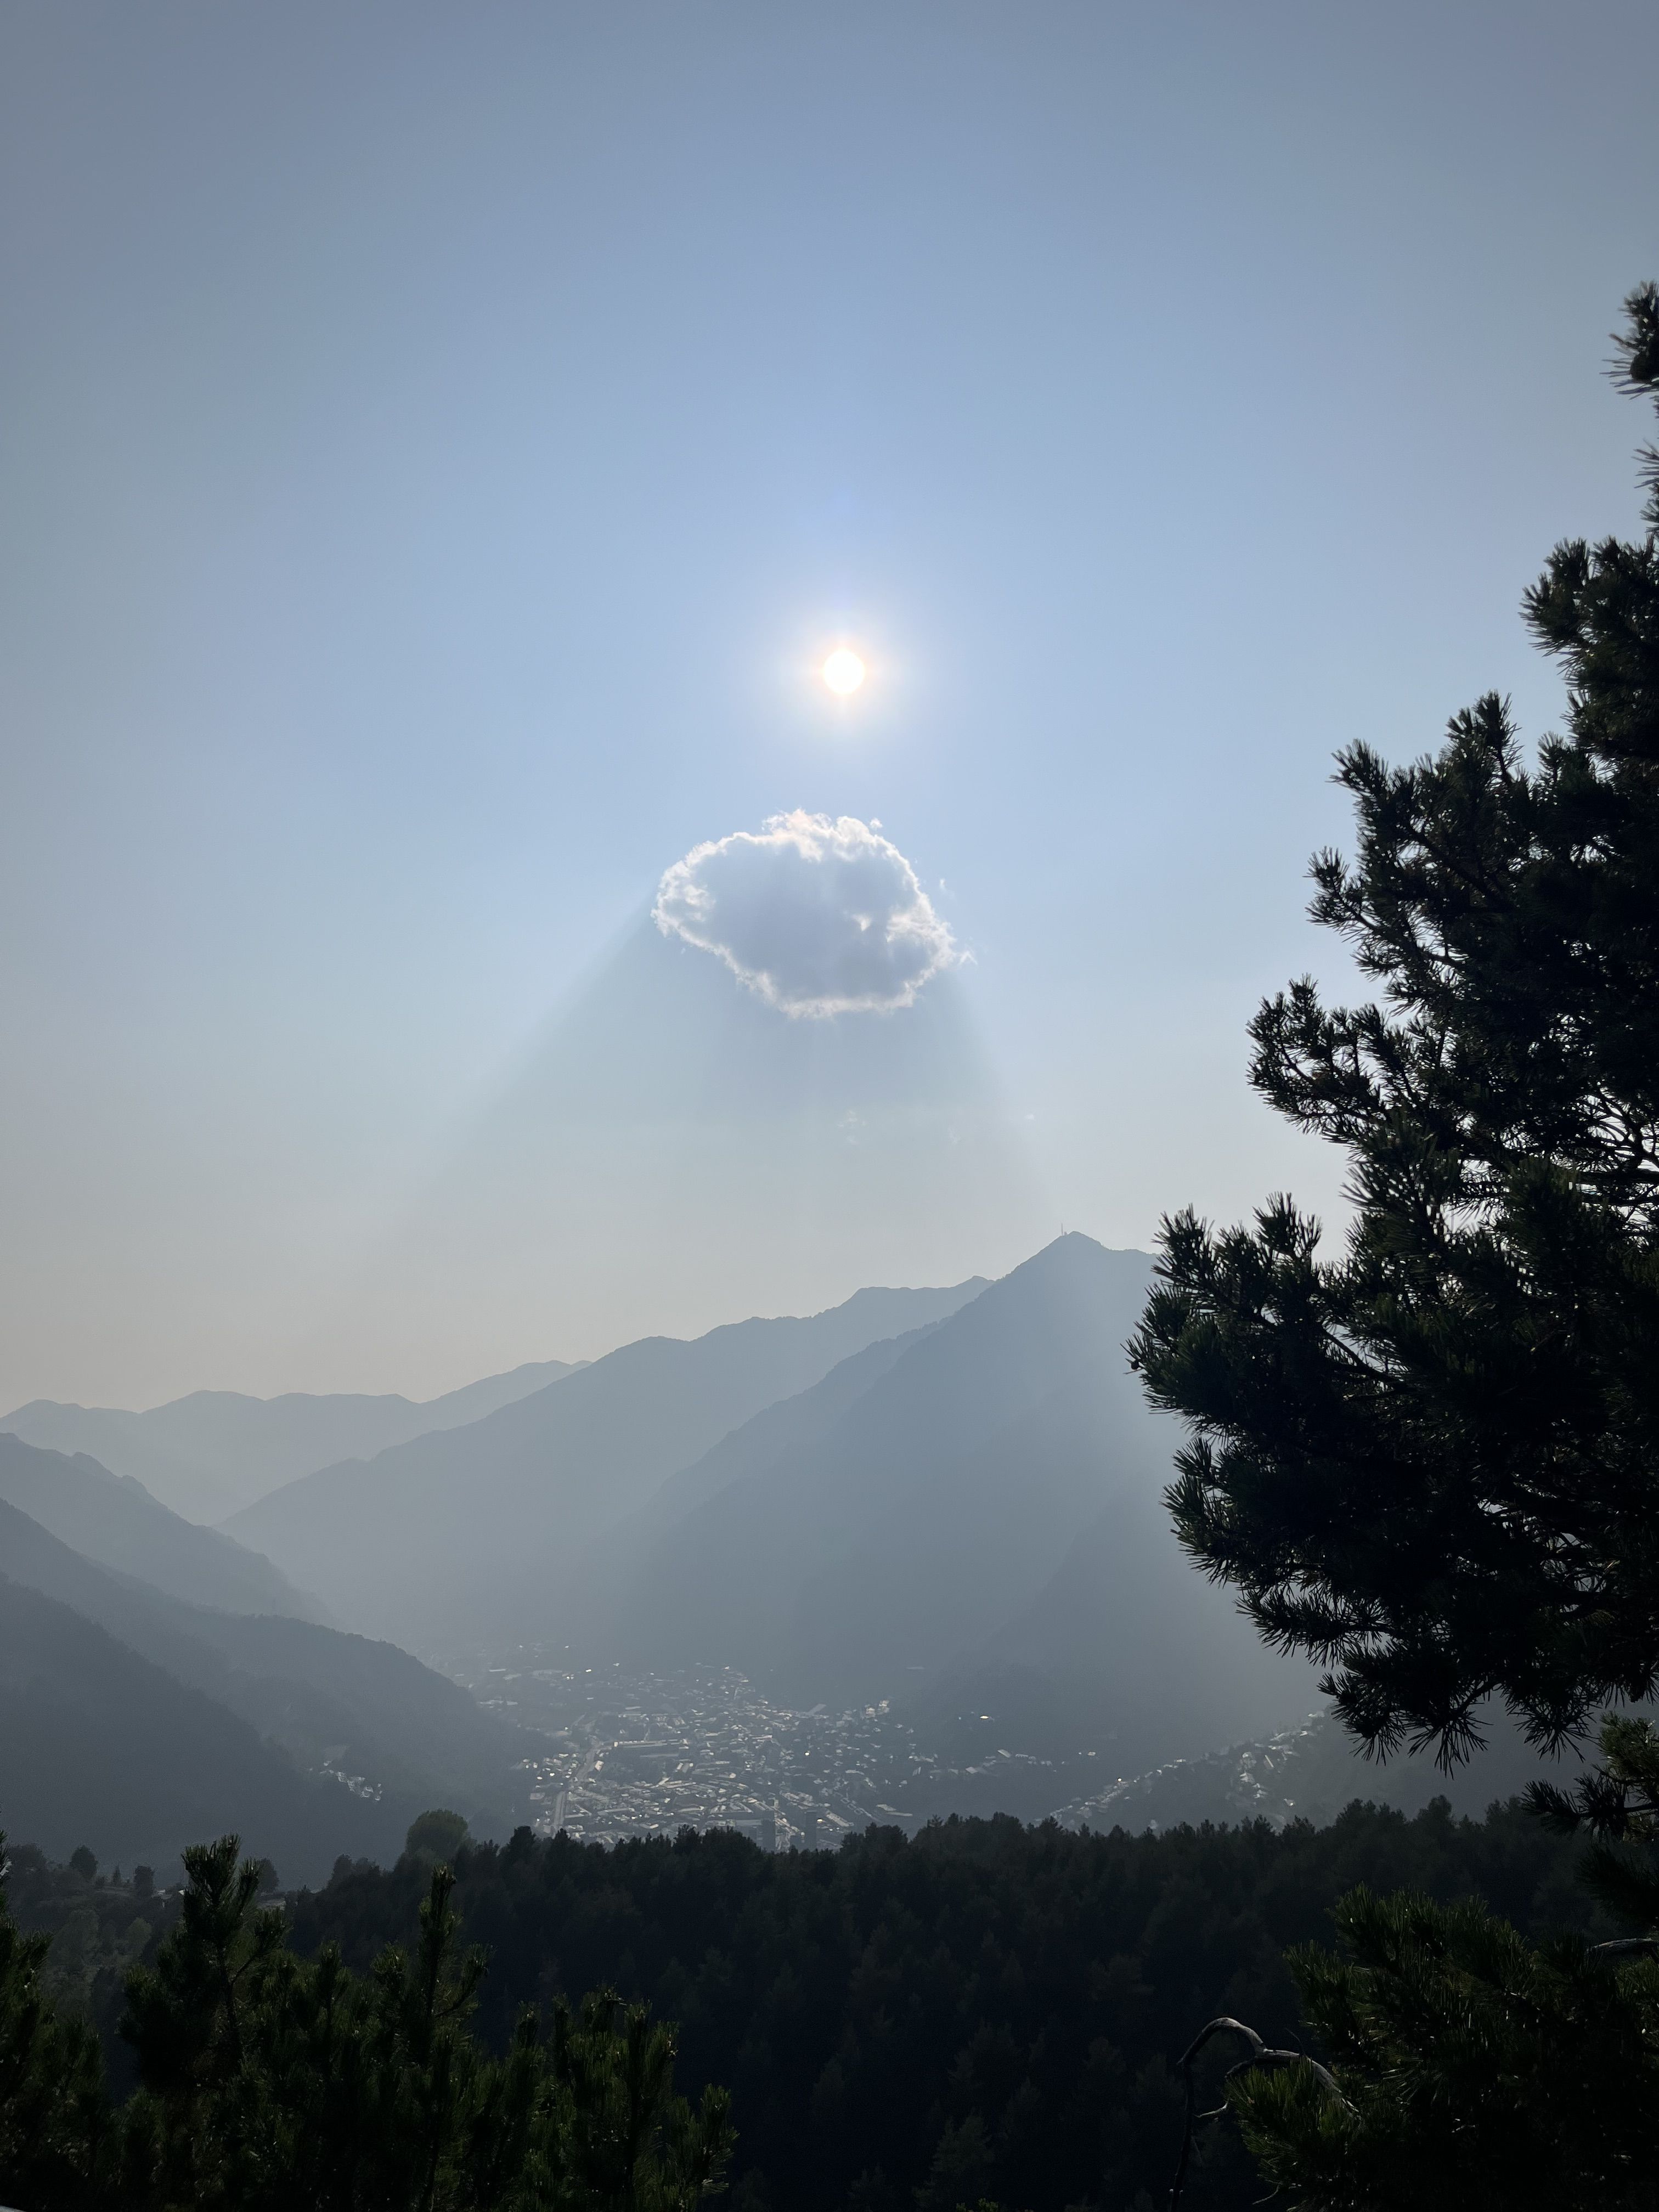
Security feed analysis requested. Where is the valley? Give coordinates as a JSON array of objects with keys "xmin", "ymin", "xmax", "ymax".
[{"xmin": 1, "ymin": 1233, "xmax": 1530, "ymax": 1878}]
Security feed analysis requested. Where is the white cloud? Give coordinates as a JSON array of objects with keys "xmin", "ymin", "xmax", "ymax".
[{"xmin": 653, "ymin": 811, "xmax": 960, "ymax": 1018}]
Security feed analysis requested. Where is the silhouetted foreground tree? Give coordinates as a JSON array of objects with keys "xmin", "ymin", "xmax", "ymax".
[
  {"xmin": 1531, "ymin": 1712, "xmax": 1659, "ymax": 1930},
  {"xmin": 1132, "ymin": 286, "xmax": 1659, "ymax": 2203},
  {"xmin": 0, "ymin": 1831, "xmax": 732, "ymax": 2212},
  {"xmin": 1227, "ymin": 1890, "xmax": 1659, "ymax": 2212},
  {"xmin": 0, "ymin": 1837, "xmax": 112, "ymax": 2212},
  {"xmin": 1177, "ymin": 1902, "xmax": 1659, "ymax": 2212},
  {"xmin": 1238, "ymin": 1884, "xmax": 1659, "ymax": 2212},
  {"xmin": 1132, "ymin": 286, "xmax": 1659, "ymax": 1768}
]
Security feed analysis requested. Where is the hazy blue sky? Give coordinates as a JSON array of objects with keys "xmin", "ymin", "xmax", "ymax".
[{"xmin": 3, "ymin": 2, "xmax": 1656, "ymax": 1405}]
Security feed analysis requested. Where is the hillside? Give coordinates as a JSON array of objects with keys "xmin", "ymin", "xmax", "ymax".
[
  {"xmin": 581, "ymin": 1237, "xmax": 1316, "ymax": 1753},
  {"xmin": 904, "ymin": 1482, "xmax": 1323, "ymax": 1781},
  {"xmin": 0, "ymin": 1573, "xmax": 404, "ymax": 1884},
  {"xmin": 1051, "ymin": 1702, "xmax": 1587, "ymax": 1833},
  {"xmin": 0, "ymin": 1433, "xmax": 321, "ymax": 1620},
  {"xmin": 0, "ymin": 1494, "xmax": 523, "ymax": 1840},
  {"xmin": 227, "ymin": 1279, "xmax": 986, "ymax": 1650},
  {"xmin": 640, "ymin": 1322, "xmax": 943, "ymax": 1530},
  {"xmin": 1, "ymin": 1359, "xmax": 584, "ymax": 1524}
]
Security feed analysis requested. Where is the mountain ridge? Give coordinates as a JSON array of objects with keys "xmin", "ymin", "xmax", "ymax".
[
  {"xmin": 0, "ymin": 1434, "xmax": 324, "ymax": 1622},
  {"xmin": 1, "ymin": 1359, "xmax": 586, "ymax": 1525},
  {"xmin": 227, "ymin": 1278, "xmax": 990, "ymax": 1650},
  {"xmin": 0, "ymin": 1568, "xmax": 409, "ymax": 1883},
  {"xmin": 0, "ymin": 1493, "xmax": 523, "ymax": 1866},
  {"xmin": 570, "ymin": 1237, "xmax": 1317, "ymax": 1764}
]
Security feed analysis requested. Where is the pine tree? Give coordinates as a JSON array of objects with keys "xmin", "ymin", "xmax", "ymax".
[
  {"xmin": 1135, "ymin": 287, "xmax": 1659, "ymax": 2208},
  {"xmin": 1130, "ymin": 284, "xmax": 1659, "ymax": 1768},
  {"xmin": 0, "ymin": 1832, "xmax": 114, "ymax": 2212},
  {"xmin": 1528, "ymin": 1713, "xmax": 1659, "ymax": 1934},
  {"xmin": 0, "ymin": 1828, "xmax": 735, "ymax": 2211},
  {"xmin": 115, "ymin": 1835, "xmax": 735, "ymax": 2212},
  {"xmin": 1227, "ymin": 1889, "xmax": 1659, "ymax": 2212}
]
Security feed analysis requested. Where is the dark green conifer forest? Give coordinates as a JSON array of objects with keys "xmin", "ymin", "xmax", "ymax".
[
  {"xmin": 0, "ymin": 1800, "xmax": 1615, "ymax": 2212},
  {"xmin": 1, "ymin": 1829, "xmax": 732, "ymax": 2212}
]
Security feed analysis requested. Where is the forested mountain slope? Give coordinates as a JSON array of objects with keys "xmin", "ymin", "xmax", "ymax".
[
  {"xmin": 0, "ymin": 1497, "xmax": 522, "ymax": 1853},
  {"xmin": 0, "ymin": 1433, "xmax": 320, "ymax": 1620},
  {"xmin": 0, "ymin": 1574, "xmax": 402, "ymax": 1883}
]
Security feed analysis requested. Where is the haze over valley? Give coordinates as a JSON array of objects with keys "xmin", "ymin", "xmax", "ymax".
[
  {"xmin": 2, "ymin": 1231, "xmax": 1554, "ymax": 1885},
  {"xmin": 1, "ymin": 7, "xmax": 1641, "ymax": 1892}
]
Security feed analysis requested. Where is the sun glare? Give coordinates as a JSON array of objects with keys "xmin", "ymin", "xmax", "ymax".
[{"xmin": 822, "ymin": 647, "xmax": 866, "ymax": 696}]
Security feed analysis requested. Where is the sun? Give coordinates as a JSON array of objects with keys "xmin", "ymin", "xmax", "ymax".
[{"xmin": 822, "ymin": 647, "xmax": 866, "ymax": 696}]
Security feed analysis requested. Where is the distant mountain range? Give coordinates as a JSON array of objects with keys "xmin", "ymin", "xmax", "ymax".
[
  {"xmin": 2, "ymin": 1276, "xmax": 1029, "ymax": 1880},
  {"xmin": 1, "ymin": 1360, "xmax": 585, "ymax": 1523},
  {"xmin": 0, "ymin": 1246, "xmax": 1417, "ymax": 1882},
  {"xmin": 228, "ymin": 1239, "xmax": 1319, "ymax": 1759},
  {"xmin": 572, "ymin": 1237, "xmax": 1318, "ymax": 1759},
  {"xmin": 228, "ymin": 1279, "xmax": 989, "ymax": 1650}
]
